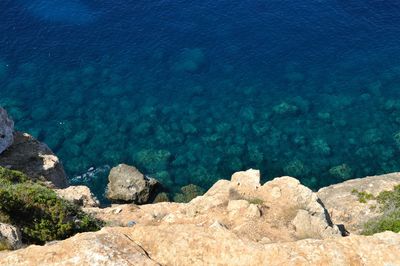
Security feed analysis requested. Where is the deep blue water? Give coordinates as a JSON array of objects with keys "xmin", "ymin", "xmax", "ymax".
[{"xmin": 1, "ymin": 0, "xmax": 400, "ymax": 201}]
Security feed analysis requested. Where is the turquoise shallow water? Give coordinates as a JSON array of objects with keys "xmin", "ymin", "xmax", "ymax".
[{"xmin": 1, "ymin": 1, "xmax": 400, "ymax": 201}]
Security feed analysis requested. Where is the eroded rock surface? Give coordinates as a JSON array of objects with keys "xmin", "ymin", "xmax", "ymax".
[
  {"xmin": 0, "ymin": 227, "xmax": 158, "ymax": 266},
  {"xmin": 0, "ymin": 225, "xmax": 399, "ymax": 266},
  {"xmin": 55, "ymin": 185, "xmax": 100, "ymax": 207},
  {"xmin": 0, "ymin": 107, "xmax": 14, "ymax": 154},
  {"xmin": 106, "ymin": 164, "xmax": 158, "ymax": 204},
  {"xmin": 0, "ymin": 223, "xmax": 22, "ymax": 250},
  {"xmin": 0, "ymin": 132, "xmax": 68, "ymax": 188},
  {"xmin": 2, "ymin": 170, "xmax": 400, "ymax": 265},
  {"xmin": 318, "ymin": 172, "xmax": 400, "ymax": 234},
  {"xmin": 89, "ymin": 169, "xmax": 341, "ymax": 242}
]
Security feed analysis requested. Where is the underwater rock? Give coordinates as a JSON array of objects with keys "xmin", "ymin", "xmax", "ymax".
[
  {"xmin": 173, "ymin": 184, "xmax": 205, "ymax": 203},
  {"xmin": 172, "ymin": 48, "xmax": 206, "ymax": 73},
  {"xmin": 0, "ymin": 107, "xmax": 14, "ymax": 155},
  {"xmin": 329, "ymin": 164, "xmax": 353, "ymax": 180},
  {"xmin": 272, "ymin": 102, "xmax": 299, "ymax": 116},
  {"xmin": 0, "ymin": 223, "xmax": 22, "ymax": 250},
  {"xmin": 283, "ymin": 159, "xmax": 309, "ymax": 177},
  {"xmin": 134, "ymin": 149, "xmax": 171, "ymax": 173},
  {"xmin": 0, "ymin": 132, "xmax": 68, "ymax": 188},
  {"xmin": 106, "ymin": 164, "xmax": 159, "ymax": 204},
  {"xmin": 153, "ymin": 192, "xmax": 170, "ymax": 203},
  {"xmin": 311, "ymin": 138, "xmax": 331, "ymax": 156}
]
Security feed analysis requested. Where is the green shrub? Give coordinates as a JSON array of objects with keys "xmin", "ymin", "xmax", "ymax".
[
  {"xmin": 360, "ymin": 185, "xmax": 400, "ymax": 235},
  {"xmin": 245, "ymin": 198, "xmax": 264, "ymax": 205},
  {"xmin": 0, "ymin": 167, "xmax": 103, "ymax": 245},
  {"xmin": 362, "ymin": 210, "xmax": 400, "ymax": 235},
  {"xmin": 0, "ymin": 239, "xmax": 11, "ymax": 251},
  {"xmin": 0, "ymin": 167, "xmax": 27, "ymax": 184},
  {"xmin": 351, "ymin": 189, "xmax": 375, "ymax": 203},
  {"xmin": 376, "ymin": 185, "xmax": 400, "ymax": 210}
]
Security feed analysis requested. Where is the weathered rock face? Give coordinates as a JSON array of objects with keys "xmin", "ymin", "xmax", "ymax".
[
  {"xmin": 0, "ymin": 132, "xmax": 68, "ymax": 188},
  {"xmin": 0, "ymin": 223, "xmax": 22, "ymax": 250},
  {"xmin": 55, "ymin": 185, "xmax": 100, "ymax": 207},
  {"xmin": 0, "ymin": 227, "xmax": 158, "ymax": 266},
  {"xmin": 2, "ymin": 170, "xmax": 400, "ymax": 265},
  {"xmin": 318, "ymin": 172, "xmax": 400, "ymax": 234},
  {"xmin": 1, "ymin": 225, "xmax": 399, "ymax": 266},
  {"xmin": 106, "ymin": 164, "xmax": 158, "ymax": 204},
  {"xmin": 130, "ymin": 226, "xmax": 400, "ymax": 266},
  {"xmin": 89, "ymin": 169, "xmax": 341, "ymax": 242},
  {"xmin": 0, "ymin": 107, "xmax": 14, "ymax": 154}
]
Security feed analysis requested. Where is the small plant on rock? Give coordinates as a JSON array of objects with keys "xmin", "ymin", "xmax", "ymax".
[{"xmin": 360, "ymin": 185, "xmax": 400, "ymax": 235}]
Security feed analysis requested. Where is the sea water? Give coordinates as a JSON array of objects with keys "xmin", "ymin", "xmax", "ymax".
[{"xmin": 1, "ymin": 0, "xmax": 400, "ymax": 201}]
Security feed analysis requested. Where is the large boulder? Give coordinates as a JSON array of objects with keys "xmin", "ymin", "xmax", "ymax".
[
  {"xmin": 318, "ymin": 172, "xmax": 400, "ymax": 234},
  {"xmin": 55, "ymin": 185, "xmax": 100, "ymax": 207},
  {"xmin": 0, "ymin": 223, "xmax": 22, "ymax": 250},
  {"xmin": 0, "ymin": 132, "xmax": 68, "ymax": 188},
  {"xmin": 0, "ymin": 107, "xmax": 14, "ymax": 154},
  {"xmin": 106, "ymin": 164, "xmax": 158, "ymax": 204}
]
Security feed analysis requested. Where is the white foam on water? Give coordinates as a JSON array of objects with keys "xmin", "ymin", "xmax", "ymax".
[{"xmin": 71, "ymin": 165, "xmax": 110, "ymax": 183}]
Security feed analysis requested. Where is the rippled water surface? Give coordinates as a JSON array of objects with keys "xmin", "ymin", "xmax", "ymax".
[{"xmin": 2, "ymin": 0, "xmax": 400, "ymax": 201}]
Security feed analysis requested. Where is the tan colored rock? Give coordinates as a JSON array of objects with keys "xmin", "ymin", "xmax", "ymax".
[
  {"xmin": 0, "ymin": 223, "xmax": 22, "ymax": 250},
  {"xmin": 0, "ymin": 132, "xmax": 68, "ymax": 188},
  {"xmin": 245, "ymin": 204, "xmax": 261, "ymax": 218},
  {"xmin": 1, "ymin": 225, "xmax": 399, "ymax": 266},
  {"xmin": 0, "ymin": 227, "xmax": 158, "ymax": 266},
  {"xmin": 55, "ymin": 185, "xmax": 100, "ymax": 207},
  {"xmin": 231, "ymin": 168, "xmax": 261, "ymax": 188},
  {"xmin": 256, "ymin": 176, "xmax": 341, "ymax": 239},
  {"xmin": 227, "ymin": 200, "xmax": 250, "ymax": 212},
  {"xmin": 318, "ymin": 172, "xmax": 400, "ymax": 234},
  {"xmin": 88, "ymin": 171, "xmax": 341, "ymax": 243},
  {"xmin": 106, "ymin": 164, "xmax": 158, "ymax": 204},
  {"xmin": 129, "ymin": 224, "xmax": 400, "ymax": 266},
  {"xmin": 2, "ymin": 170, "xmax": 400, "ymax": 265}
]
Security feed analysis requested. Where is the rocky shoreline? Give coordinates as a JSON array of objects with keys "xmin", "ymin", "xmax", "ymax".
[{"xmin": 1, "ymin": 107, "xmax": 400, "ymax": 265}]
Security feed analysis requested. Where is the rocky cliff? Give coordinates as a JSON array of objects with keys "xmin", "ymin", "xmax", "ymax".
[{"xmin": 1, "ymin": 169, "xmax": 400, "ymax": 266}]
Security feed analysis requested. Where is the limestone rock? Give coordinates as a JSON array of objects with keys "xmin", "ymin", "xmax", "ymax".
[
  {"xmin": 0, "ymin": 107, "xmax": 14, "ymax": 154},
  {"xmin": 129, "ymin": 225, "xmax": 400, "ymax": 266},
  {"xmin": 2, "ymin": 170, "xmax": 400, "ymax": 265},
  {"xmin": 318, "ymin": 172, "xmax": 400, "ymax": 234},
  {"xmin": 55, "ymin": 185, "xmax": 100, "ymax": 207},
  {"xmin": 231, "ymin": 168, "xmax": 261, "ymax": 189},
  {"xmin": 0, "ymin": 223, "xmax": 22, "ymax": 250},
  {"xmin": 0, "ymin": 132, "xmax": 68, "ymax": 188},
  {"xmin": 106, "ymin": 164, "xmax": 158, "ymax": 204},
  {"xmin": 0, "ymin": 227, "xmax": 158, "ymax": 266},
  {"xmin": 1, "ymin": 226, "xmax": 400, "ymax": 266},
  {"xmin": 94, "ymin": 170, "xmax": 341, "ymax": 243}
]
